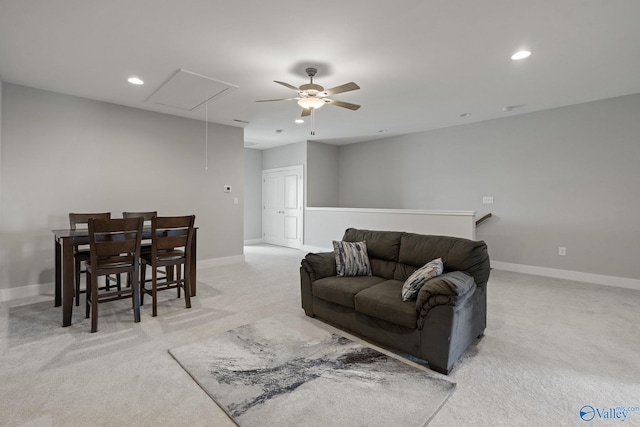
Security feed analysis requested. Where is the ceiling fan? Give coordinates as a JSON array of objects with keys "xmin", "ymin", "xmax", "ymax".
[{"xmin": 257, "ymin": 67, "xmax": 360, "ymax": 117}]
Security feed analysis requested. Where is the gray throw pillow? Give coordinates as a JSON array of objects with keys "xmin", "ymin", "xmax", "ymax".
[
  {"xmin": 401, "ymin": 258, "xmax": 443, "ymax": 301},
  {"xmin": 333, "ymin": 240, "xmax": 372, "ymax": 277}
]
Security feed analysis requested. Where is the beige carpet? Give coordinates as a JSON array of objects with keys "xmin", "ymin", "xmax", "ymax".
[{"xmin": 1, "ymin": 244, "xmax": 639, "ymax": 426}]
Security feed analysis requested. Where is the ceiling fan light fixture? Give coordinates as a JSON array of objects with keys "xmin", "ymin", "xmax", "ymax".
[{"xmin": 297, "ymin": 97, "xmax": 325, "ymax": 110}]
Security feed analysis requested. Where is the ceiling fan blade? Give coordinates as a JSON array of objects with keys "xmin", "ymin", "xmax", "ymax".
[
  {"xmin": 323, "ymin": 82, "xmax": 360, "ymax": 96},
  {"xmin": 301, "ymin": 108, "xmax": 312, "ymax": 117},
  {"xmin": 326, "ymin": 99, "xmax": 361, "ymax": 110},
  {"xmin": 274, "ymin": 81, "xmax": 301, "ymax": 91},
  {"xmin": 256, "ymin": 98, "xmax": 299, "ymax": 102}
]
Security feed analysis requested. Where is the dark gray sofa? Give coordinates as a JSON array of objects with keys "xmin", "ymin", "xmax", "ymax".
[{"xmin": 300, "ymin": 228, "xmax": 490, "ymax": 374}]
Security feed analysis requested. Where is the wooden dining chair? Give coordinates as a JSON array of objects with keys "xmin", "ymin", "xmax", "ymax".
[
  {"xmin": 69, "ymin": 212, "xmax": 112, "ymax": 306},
  {"xmin": 140, "ymin": 215, "xmax": 195, "ymax": 317},
  {"xmin": 122, "ymin": 211, "xmax": 157, "ymax": 252},
  {"xmin": 122, "ymin": 211, "xmax": 160, "ymax": 286},
  {"xmin": 85, "ymin": 217, "xmax": 143, "ymax": 332}
]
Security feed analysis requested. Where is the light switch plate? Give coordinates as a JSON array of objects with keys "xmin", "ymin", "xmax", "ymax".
[{"xmin": 482, "ymin": 196, "xmax": 494, "ymax": 204}]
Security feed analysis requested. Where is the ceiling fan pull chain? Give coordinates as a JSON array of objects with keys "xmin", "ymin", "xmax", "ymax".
[
  {"xmin": 311, "ymin": 108, "xmax": 315, "ymax": 136},
  {"xmin": 205, "ymin": 99, "xmax": 209, "ymax": 170}
]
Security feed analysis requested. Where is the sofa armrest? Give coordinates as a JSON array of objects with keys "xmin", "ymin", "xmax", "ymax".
[
  {"xmin": 415, "ymin": 271, "xmax": 476, "ymax": 329},
  {"xmin": 300, "ymin": 252, "xmax": 336, "ymax": 282}
]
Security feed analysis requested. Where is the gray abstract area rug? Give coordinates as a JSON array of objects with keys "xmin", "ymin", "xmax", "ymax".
[{"xmin": 169, "ymin": 313, "xmax": 455, "ymax": 427}]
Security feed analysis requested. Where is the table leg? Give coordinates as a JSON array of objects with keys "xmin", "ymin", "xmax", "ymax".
[
  {"xmin": 62, "ymin": 239, "xmax": 74, "ymax": 327},
  {"xmin": 54, "ymin": 238, "xmax": 62, "ymax": 307},
  {"xmin": 190, "ymin": 230, "xmax": 197, "ymax": 297}
]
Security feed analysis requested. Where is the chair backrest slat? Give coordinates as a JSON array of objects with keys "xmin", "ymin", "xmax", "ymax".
[
  {"xmin": 123, "ymin": 211, "xmax": 157, "ymax": 224},
  {"xmin": 157, "ymin": 235, "xmax": 187, "ymax": 250},
  {"xmin": 69, "ymin": 212, "xmax": 111, "ymax": 230},
  {"xmin": 88, "ymin": 217, "xmax": 143, "ymax": 260},
  {"xmin": 95, "ymin": 240, "xmax": 138, "ymax": 257},
  {"xmin": 151, "ymin": 215, "xmax": 195, "ymax": 254}
]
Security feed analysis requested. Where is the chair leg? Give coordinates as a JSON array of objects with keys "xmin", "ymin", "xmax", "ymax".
[
  {"xmin": 85, "ymin": 271, "xmax": 91, "ymax": 319},
  {"xmin": 91, "ymin": 272, "xmax": 99, "ymax": 333},
  {"xmin": 176, "ymin": 265, "xmax": 182, "ymax": 298},
  {"xmin": 75, "ymin": 258, "xmax": 82, "ymax": 307},
  {"xmin": 152, "ymin": 264, "xmax": 158, "ymax": 317},
  {"xmin": 132, "ymin": 268, "xmax": 141, "ymax": 323},
  {"xmin": 140, "ymin": 262, "xmax": 146, "ymax": 306},
  {"xmin": 183, "ymin": 265, "xmax": 191, "ymax": 309}
]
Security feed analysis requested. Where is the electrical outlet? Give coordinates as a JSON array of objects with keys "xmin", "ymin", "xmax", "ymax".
[{"xmin": 558, "ymin": 246, "xmax": 566, "ymax": 256}]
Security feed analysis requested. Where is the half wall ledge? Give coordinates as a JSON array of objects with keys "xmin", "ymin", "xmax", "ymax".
[{"xmin": 304, "ymin": 207, "xmax": 476, "ymax": 250}]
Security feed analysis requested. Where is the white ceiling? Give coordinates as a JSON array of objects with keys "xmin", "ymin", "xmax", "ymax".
[{"xmin": 1, "ymin": 0, "xmax": 639, "ymax": 150}]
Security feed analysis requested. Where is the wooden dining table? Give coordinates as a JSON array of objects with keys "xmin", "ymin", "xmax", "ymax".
[{"xmin": 52, "ymin": 227, "xmax": 197, "ymax": 327}]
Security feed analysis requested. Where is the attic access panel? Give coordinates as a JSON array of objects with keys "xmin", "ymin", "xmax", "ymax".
[{"xmin": 146, "ymin": 69, "xmax": 238, "ymax": 110}]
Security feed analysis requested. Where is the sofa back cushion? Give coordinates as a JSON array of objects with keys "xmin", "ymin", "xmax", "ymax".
[
  {"xmin": 342, "ymin": 228, "xmax": 403, "ymax": 279},
  {"xmin": 395, "ymin": 233, "xmax": 490, "ymax": 287}
]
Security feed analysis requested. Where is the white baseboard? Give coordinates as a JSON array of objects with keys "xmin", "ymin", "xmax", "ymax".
[
  {"xmin": 4, "ymin": 256, "xmax": 636, "ymax": 303},
  {"xmin": 1, "ymin": 283, "xmax": 52, "ymax": 302},
  {"xmin": 492, "ymin": 261, "xmax": 640, "ymax": 291},
  {"xmin": 244, "ymin": 238, "xmax": 264, "ymax": 245},
  {"xmin": 197, "ymin": 255, "xmax": 245, "ymax": 268},
  {"xmin": 1, "ymin": 255, "xmax": 246, "ymax": 303},
  {"xmin": 302, "ymin": 244, "xmax": 332, "ymax": 253}
]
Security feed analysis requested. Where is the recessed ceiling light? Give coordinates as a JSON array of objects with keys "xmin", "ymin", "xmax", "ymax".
[
  {"xmin": 511, "ymin": 50, "xmax": 531, "ymax": 60},
  {"xmin": 295, "ymin": 119, "xmax": 304, "ymax": 124},
  {"xmin": 127, "ymin": 77, "xmax": 144, "ymax": 85}
]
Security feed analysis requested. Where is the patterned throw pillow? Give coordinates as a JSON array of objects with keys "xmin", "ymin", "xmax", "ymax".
[
  {"xmin": 333, "ymin": 240, "xmax": 372, "ymax": 277},
  {"xmin": 401, "ymin": 258, "xmax": 444, "ymax": 301}
]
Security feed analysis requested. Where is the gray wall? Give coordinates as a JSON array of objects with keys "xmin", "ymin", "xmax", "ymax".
[
  {"xmin": 307, "ymin": 141, "xmax": 339, "ymax": 207},
  {"xmin": 262, "ymin": 141, "xmax": 306, "ymax": 170},
  {"xmin": 0, "ymin": 83, "xmax": 244, "ymax": 291},
  {"xmin": 243, "ymin": 148, "xmax": 262, "ymax": 241},
  {"xmin": 338, "ymin": 93, "xmax": 640, "ymax": 280}
]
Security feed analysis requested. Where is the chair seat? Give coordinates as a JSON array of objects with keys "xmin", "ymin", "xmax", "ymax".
[
  {"xmin": 142, "ymin": 249, "xmax": 185, "ymax": 263},
  {"xmin": 87, "ymin": 255, "xmax": 136, "ymax": 270},
  {"xmin": 73, "ymin": 248, "xmax": 91, "ymax": 260}
]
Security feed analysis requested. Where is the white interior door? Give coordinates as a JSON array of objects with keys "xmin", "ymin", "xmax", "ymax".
[{"xmin": 262, "ymin": 165, "xmax": 303, "ymax": 249}]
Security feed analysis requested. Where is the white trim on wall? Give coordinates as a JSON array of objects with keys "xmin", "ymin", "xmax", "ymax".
[
  {"xmin": 0, "ymin": 256, "xmax": 246, "ymax": 302},
  {"xmin": 492, "ymin": 261, "xmax": 640, "ymax": 291},
  {"xmin": 0, "ymin": 283, "xmax": 52, "ymax": 302},
  {"xmin": 196, "ymin": 255, "xmax": 245, "ymax": 269},
  {"xmin": 296, "ymin": 248, "xmax": 640, "ymax": 291}
]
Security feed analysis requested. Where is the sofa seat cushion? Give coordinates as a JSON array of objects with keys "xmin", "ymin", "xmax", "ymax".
[
  {"xmin": 354, "ymin": 280, "xmax": 417, "ymax": 329},
  {"xmin": 313, "ymin": 276, "xmax": 386, "ymax": 308}
]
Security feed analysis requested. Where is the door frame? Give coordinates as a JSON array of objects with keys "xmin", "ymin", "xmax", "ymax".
[{"xmin": 262, "ymin": 165, "xmax": 304, "ymax": 249}]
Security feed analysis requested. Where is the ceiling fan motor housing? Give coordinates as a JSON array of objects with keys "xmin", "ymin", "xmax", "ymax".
[{"xmin": 299, "ymin": 83, "xmax": 324, "ymax": 95}]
